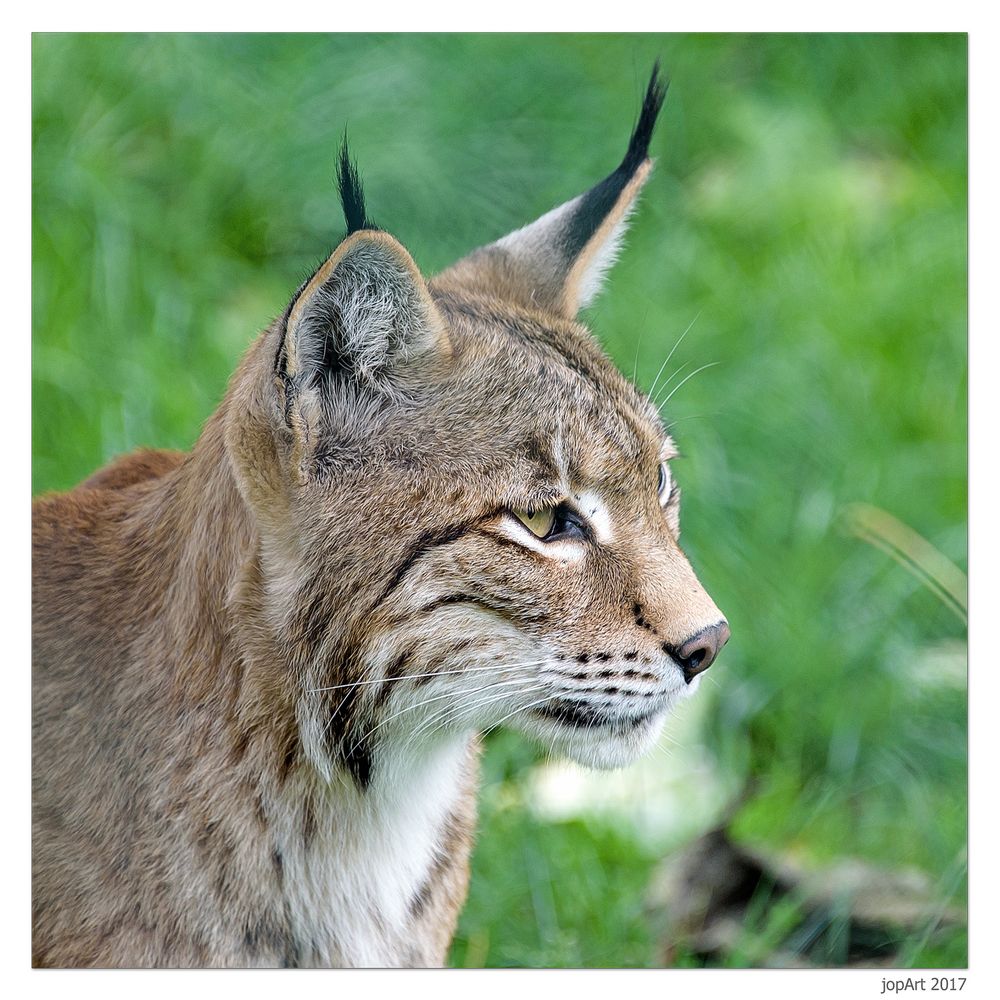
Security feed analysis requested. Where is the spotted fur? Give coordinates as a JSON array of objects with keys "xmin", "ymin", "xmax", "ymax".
[{"xmin": 32, "ymin": 63, "xmax": 728, "ymax": 968}]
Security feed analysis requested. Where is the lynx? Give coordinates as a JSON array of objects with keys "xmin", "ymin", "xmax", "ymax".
[{"xmin": 32, "ymin": 64, "xmax": 729, "ymax": 968}]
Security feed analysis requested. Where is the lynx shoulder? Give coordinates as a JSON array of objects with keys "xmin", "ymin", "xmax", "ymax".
[{"xmin": 32, "ymin": 64, "xmax": 728, "ymax": 968}]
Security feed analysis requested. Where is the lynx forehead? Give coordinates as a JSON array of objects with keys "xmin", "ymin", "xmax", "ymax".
[{"xmin": 33, "ymin": 64, "xmax": 729, "ymax": 967}]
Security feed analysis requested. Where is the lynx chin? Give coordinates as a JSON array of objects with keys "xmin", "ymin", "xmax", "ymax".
[{"xmin": 32, "ymin": 63, "xmax": 729, "ymax": 968}]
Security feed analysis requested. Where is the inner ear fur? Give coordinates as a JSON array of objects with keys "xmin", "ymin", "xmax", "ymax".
[
  {"xmin": 282, "ymin": 230, "xmax": 450, "ymax": 394},
  {"xmin": 434, "ymin": 63, "xmax": 667, "ymax": 319}
]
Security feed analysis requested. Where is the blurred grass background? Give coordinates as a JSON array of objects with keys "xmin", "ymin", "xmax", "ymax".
[{"xmin": 32, "ymin": 33, "xmax": 967, "ymax": 967}]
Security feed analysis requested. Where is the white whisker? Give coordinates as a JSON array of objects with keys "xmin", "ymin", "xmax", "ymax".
[
  {"xmin": 631, "ymin": 306, "xmax": 651, "ymax": 383},
  {"xmin": 645, "ymin": 311, "xmax": 701, "ymax": 403},
  {"xmin": 663, "ymin": 411, "xmax": 720, "ymax": 431},
  {"xmin": 656, "ymin": 361, "xmax": 720, "ymax": 410},
  {"xmin": 344, "ymin": 675, "xmax": 538, "ymax": 761},
  {"xmin": 316, "ymin": 650, "xmax": 555, "ymax": 744},
  {"xmin": 306, "ymin": 662, "xmax": 513, "ymax": 694},
  {"xmin": 402, "ymin": 683, "xmax": 550, "ymax": 753},
  {"xmin": 395, "ymin": 663, "xmax": 551, "ymax": 752},
  {"xmin": 480, "ymin": 692, "xmax": 558, "ymax": 738}
]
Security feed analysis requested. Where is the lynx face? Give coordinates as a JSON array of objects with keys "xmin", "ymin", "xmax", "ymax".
[{"xmin": 227, "ymin": 66, "xmax": 728, "ymax": 786}]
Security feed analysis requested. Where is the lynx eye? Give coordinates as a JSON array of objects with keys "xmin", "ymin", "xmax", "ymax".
[
  {"xmin": 657, "ymin": 461, "xmax": 671, "ymax": 502},
  {"xmin": 510, "ymin": 502, "xmax": 588, "ymax": 543},
  {"xmin": 513, "ymin": 506, "xmax": 557, "ymax": 539}
]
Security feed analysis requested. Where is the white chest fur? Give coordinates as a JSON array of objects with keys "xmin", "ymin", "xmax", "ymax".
[{"xmin": 271, "ymin": 734, "xmax": 471, "ymax": 967}]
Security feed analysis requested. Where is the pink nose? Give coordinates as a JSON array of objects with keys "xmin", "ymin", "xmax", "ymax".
[{"xmin": 675, "ymin": 621, "xmax": 731, "ymax": 683}]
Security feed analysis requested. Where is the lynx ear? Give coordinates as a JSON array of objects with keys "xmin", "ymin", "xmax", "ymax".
[
  {"xmin": 279, "ymin": 141, "xmax": 448, "ymax": 398},
  {"xmin": 436, "ymin": 63, "xmax": 667, "ymax": 318},
  {"xmin": 280, "ymin": 229, "xmax": 449, "ymax": 396}
]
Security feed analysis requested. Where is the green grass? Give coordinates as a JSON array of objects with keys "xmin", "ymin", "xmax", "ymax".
[{"xmin": 32, "ymin": 33, "xmax": 967, "ymax": 967}]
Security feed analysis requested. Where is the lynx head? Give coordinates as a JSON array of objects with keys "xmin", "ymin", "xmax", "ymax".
[{"xmin": 224, "ymin": 64, "xmax": 729, "ymax": 787}]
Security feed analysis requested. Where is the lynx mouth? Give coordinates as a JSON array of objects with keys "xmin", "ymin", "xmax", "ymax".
[{"xmin": 533, "ymin": 699, "xmax": 657, "ymax": 732}]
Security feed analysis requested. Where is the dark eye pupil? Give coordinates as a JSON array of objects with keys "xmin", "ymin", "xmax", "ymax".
[
  {"xmin": 552, "ymin": 503, "xmax": 585, "ymax": 541},
  {"xmin": 657, "ymin": 464, "xmax": 666, "ymax": 494}
]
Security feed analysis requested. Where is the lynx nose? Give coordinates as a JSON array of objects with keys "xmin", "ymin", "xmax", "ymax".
[{"xmin": 674, "ymin": 621, "xmax": 730, "ymax": 683}]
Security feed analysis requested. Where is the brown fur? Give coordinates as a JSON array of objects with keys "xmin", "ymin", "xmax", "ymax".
[
  {"xmin": 79, "ymin": 448, "xmax": 186, "ymax": 490},
  {"xmin": 32, "ymin": 66, "xmax": 727, "ymax": 968}
]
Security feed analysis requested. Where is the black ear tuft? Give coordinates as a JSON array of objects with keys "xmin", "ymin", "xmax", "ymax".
[
  {"xmin": 620, "ymin": 60, "xmax": 669, "ymax": 176},
  {"xmin": 337, "ymin": 135, "xmax": 378, "ymax": 234},
  {"xmin": 432, "ymin": 61, "xmax": 669, "ymax": 318},
  {"xmin": 557, "ymin": 60, "xmax": 668, "ymax": 267}
]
